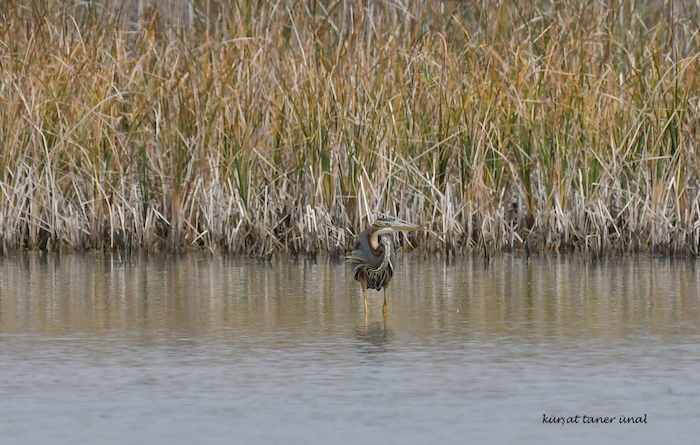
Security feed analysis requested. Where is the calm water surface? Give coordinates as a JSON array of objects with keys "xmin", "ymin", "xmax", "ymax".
[{"xmin": 1, "ymin": 254, "xmax": 699, "ymax": 444}]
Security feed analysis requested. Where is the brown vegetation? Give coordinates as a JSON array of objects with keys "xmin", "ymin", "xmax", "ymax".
[{"xmin": 1, "ymin": 0, "xmax": 700, "ymax": 257}]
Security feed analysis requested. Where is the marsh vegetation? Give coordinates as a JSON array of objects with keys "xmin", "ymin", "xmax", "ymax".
[{"xmin": 2, "ymin": 0, "xmax": 700, "ymax": 257}]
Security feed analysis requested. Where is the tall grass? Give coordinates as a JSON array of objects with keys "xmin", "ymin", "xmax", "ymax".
[{"xmin": 1, "ymin": 0, "xmax": 700, "ymax": 257}]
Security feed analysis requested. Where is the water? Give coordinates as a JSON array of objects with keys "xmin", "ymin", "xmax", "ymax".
[{"xmin": 1, "ymin": 254, "xmax": 699, "ymax": 444}]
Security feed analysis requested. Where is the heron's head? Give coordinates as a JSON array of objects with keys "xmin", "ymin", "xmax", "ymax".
[{"xmin": 372, "ymin": 217, "xmax": 424, "ymax": 236}]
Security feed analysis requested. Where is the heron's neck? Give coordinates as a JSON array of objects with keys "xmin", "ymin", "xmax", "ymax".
[
  {"xmin": 370, "ymin": 231, "xmax": 381, "ymax": 251},
  {"xmin": 370, "ymin": 231, "xmax": 392, "ymax": 253},
  {"xmin": 381, "ymin": 237, "xmax": 392, "ymax": 266}
]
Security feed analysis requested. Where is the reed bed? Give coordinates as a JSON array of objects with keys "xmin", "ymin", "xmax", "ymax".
[{"xmin": 1, "ymin": 0, "xmax": 700, "ymax": 257}]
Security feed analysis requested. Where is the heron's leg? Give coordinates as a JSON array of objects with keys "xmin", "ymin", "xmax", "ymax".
[
  {"xmin": 382, "ymin": 288, "xmax": 388, "ymax": 313},
  {"xmin": 362, "ymin": 284, "xmax": 369, "ymax": 315}
]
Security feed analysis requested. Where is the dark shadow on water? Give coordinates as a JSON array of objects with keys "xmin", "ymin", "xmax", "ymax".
[{"xmin": 354, "ymin": 318, "xmax": 391, "ymax": 354}]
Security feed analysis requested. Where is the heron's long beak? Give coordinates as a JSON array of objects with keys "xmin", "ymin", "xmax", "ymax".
[{"xmin": 388, "ymin": 221, "xmax": 424, "ymax": 232}]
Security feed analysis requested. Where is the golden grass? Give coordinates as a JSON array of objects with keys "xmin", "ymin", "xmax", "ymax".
[{"xmin": 1, "ymin": 0, "xmax": 700, "ymax": 257}]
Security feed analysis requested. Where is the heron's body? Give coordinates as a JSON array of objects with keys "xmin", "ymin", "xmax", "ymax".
[{"xmin": 348, "ymin": 218, "xmax": 423, "ymax": 313}]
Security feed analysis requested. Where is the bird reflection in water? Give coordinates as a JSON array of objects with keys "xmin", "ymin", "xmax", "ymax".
[{"xmin": 354, "ymin": 319, "xmax": 391, "ymax": 354}]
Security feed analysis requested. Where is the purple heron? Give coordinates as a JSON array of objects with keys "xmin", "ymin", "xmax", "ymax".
[{"xmin": 348, "ymin": 217, "xmax": 424, "ymax": 313}]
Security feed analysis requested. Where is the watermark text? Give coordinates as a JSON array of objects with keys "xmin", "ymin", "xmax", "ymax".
[{"xmin": 542, "ymin": 414, "xmax": 647, "ymax": 425}]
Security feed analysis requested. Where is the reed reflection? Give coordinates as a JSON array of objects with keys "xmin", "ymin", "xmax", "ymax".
[{"xmin": 0, "ymin": 254, "xmax": 698, "ymax": 341}]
